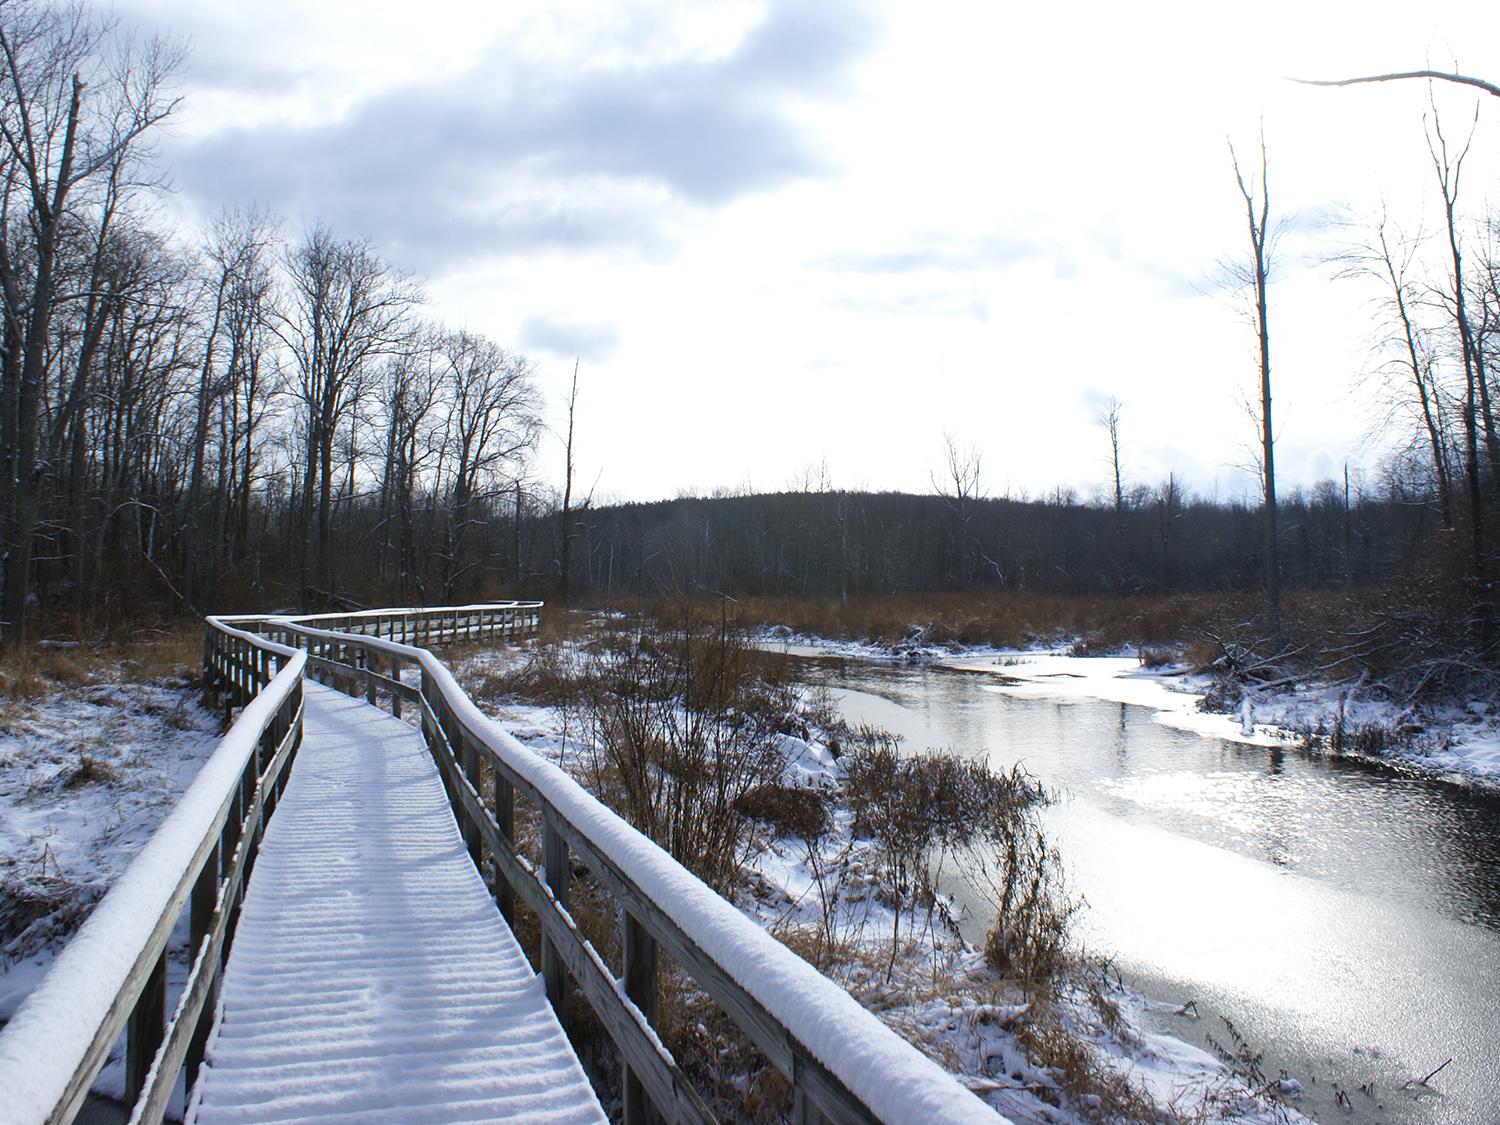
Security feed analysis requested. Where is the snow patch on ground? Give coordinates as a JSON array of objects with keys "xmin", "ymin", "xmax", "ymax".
[{"xmin": 0, "ymin": 676, "xmax": 220, "ymax": 1028}]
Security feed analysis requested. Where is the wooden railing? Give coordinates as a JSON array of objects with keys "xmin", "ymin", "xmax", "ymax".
[
  {"xmin": 265, "ymin": 608, "xmax": 999, "ymax": 1125},
  {"xmin": 0, "ymin": 619, "xmax": 303, "ymax": 1125},
  {"xmin": 0, "ymin": 601, "xmax": 996, "ymax": 1125},
  {"xmin": 261, "ymin": 600, "xmax": 542, "ymax": 647}
]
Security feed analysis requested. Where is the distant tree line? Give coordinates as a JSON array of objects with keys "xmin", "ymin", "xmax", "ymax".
[{"xmin": 545, "ymin": 482, "xmax": 1428, "ymax": 601}]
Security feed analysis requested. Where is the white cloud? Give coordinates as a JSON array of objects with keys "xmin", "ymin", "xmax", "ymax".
[{"xmin": 122, "ymin": 0, "xmax": 1500, "ymax": 503}]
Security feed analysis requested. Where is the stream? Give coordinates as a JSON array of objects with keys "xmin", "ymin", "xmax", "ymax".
[{"xmin": 787, "ymin": 652, "xmax": 1500, "ymax": 1125}]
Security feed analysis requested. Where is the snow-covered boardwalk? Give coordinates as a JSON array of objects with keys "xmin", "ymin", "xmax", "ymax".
[{"xmin": 188, "ymin": 684, "xmax": 605, "ymax": 1124}]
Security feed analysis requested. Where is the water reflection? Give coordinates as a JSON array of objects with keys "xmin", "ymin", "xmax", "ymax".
[
  {"xmin": 791, "ymin": 655, "xmax": 1500, "ymax": 1125},
  {"xmin": 798, "ymin": 658, "xmax": 1500, "ymax": 930}
]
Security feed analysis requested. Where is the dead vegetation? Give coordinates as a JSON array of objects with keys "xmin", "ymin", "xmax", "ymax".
[
  {"xmin": 726, "ymin": 590, "xmax": 1240, "ymax": 653},
  {"xmin": 0, "ymin": 623, "xmax": 203, "ymax": 702},
  {"xmin": 457, "ymin": 611, "xmax": 1195, "ymax": 1123},
  {"xmin": 0, "ymin": 874, "xmax": 100, "ymax": 966},
  {"xmin": 720, "ymin": 586, "xmax": 1401, "ymax": 663},
  {"xmin": 554, "ymin": 606, "xmax": 803, "ymax": 892},
  {"xmin": 0, "ymin": 630, "xmax": 219, "ymax": 971}
]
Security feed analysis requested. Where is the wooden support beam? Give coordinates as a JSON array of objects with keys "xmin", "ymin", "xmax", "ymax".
[
  {"xmin": 623, "ymin": 912, "xmax": 659, "ymax": 1125},
  {"xmin": 542, "ymin": 815, "xmax": 570, "ymax": 1026},
  {"xmin": 493, "ymin": 775, "xmax": 515, "ymax": 925}
]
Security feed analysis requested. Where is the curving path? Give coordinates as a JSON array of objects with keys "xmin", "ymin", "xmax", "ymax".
[{"xmin": 189, "ymin": 684, "xmax": 605, "ymax": 1124}]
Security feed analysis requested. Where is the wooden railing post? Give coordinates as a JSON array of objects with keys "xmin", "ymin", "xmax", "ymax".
[
  {"xmin": 542, "ymin": 814, "xmax": 569, "ymax": 1027},
  {"xmin": 391, "ymin": 656, "xmax": 402, "ymax": 719},
  {"xmin": 459, "ymin": 730, "xmax": 480, "ymax": 863},
  {"xmin": 792, "ymin": 1058, "xmax": 832, "ymax": 1125},
  {"xmin": 623, "ymin": 911, "xmax": 659, "ymax": 1125},
  {"xmin": 493, "ymin": 775, "xmax": 515, "ymax": 925},
  {"xmin": 202, "ymin": 628, "xmax": 214, "ymax": 710},
  {"xmin": 186, "ymin": 840, "xmax": 221, "ymax": 1091},
  {"xmin": 125, "ymin": 951, "xmax": 167, "ymax": 1107},
  {"xmin": 240, "ymin": 755, "xmax": 260, "ymax": 883}
]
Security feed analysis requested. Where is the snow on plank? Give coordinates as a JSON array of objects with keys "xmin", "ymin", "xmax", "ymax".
[{"xmin": 189, "ymin": 684, "xmax": 604, "ymax": 1124}]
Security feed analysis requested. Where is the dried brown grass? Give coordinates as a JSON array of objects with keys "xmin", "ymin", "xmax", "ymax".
[
  {"xmin": 706, "ymin": 588, "xmax": 1382, "ymax": 657},
  {"xmin": 63, "ymin": 751, "xmax": 121, "ymax": 788},
  {"xmin": 0, "ymin": 622, "xmax": 202, "ymax": 701},
  {"xmin": 1015, "ymin": 1002, "xmax": 1164, "ymax": 1121}
]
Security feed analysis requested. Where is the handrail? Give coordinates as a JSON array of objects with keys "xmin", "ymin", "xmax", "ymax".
[
  {"xmin": 266, "ymin": 608, "xmax": 1002, "ymax": 1125},
  {"xmin": 0, "ymin": 601, "xmax": 998, "ymax": 1125},
  {"xmin": 0, "ymin": 619, "xmax": 304, "ymax": 1125}
]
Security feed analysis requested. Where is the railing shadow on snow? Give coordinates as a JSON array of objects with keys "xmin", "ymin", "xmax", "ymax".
[{"xmin": 0, "ymin": 601, "xmax": 1000, "ymax": 1125}]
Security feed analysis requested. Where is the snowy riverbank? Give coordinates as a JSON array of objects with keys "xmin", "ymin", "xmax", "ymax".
[
  {"xmin": 756, "ymin": 628, "xmax": 1500, "ymax": 787},
  {"xmin": 455, "ymin": 644, "xmax": 1304, "ymax": 1125}
]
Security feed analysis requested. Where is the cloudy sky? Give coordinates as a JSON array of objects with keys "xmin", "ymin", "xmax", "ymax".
[{"xmin": 120, "ymin": 0, "xmax": 1500, "ymax": 504}]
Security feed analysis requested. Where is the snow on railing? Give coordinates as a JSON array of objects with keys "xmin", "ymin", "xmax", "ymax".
[
  {"xmin": 268, "ymin": 607, "xmax": 1005, "ymax": 1125},
  {"xmin": 0, "ymin": 601, "xmax": 999, "ymax": 1124},
  {"xmin": 0, "ymin": 620, "xmax": 303, "ymax": 1125},
  {"xmin": 256, "ymin": 600, "xmax": 542, "ymax": 649}
]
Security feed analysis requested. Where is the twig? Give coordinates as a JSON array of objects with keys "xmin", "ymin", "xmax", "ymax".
[{"xmin": 1402, "ymin": 1057, "xmax": 1452, "ymax": 1088}]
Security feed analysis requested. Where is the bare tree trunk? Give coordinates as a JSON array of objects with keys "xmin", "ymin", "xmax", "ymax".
[
  {"xmin": 1, "ymin": 77, "xmax": 81, "ymax": 646},
  {"xmin": 1231, "ymin": 133, "xmax": 1280, "ymax": 636},
  {"xmin": 559, "ymin": 360, "xmax": 579, "ymax": 602},
  {"xmin": 1394, "ymin": 266, "xmax": 1452, "ymax": 528},
  {"xmin": 1426, "ymin": 102, "xmax": 1492, "ymax": 641}
]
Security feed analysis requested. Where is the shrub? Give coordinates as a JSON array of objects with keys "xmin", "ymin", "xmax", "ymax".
[
  {"xmin": 564, "ymin": 608, "xmax": 800, "ymax": 892},
  {"xmin": 982, "ymin": 824, "xmax": 1076, "ymax": 989},
  {"xmin": 841, "ymin": 731, "xmax": 1053, "ymax": 978},
  {"xmin": 735, "ymin": 783, "xmax": 830, "ymax": 841}
]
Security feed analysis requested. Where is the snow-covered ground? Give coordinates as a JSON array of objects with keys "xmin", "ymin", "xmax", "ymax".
[
  {"xmin": 0, "ymin": 674, "xmax": 220, "ymax": 1033},
  {"xmin": 757, "ymin": 627, "xmax": 1500, "ymax": 786},
  {"xmin": 454, "ymin": 645, "xmax": 1303, "ymax": 1125}
]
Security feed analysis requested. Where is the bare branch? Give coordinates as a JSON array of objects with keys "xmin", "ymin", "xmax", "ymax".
[{"xmin": 1290, "ymin": 70, "xmax": 1500, "ymax": 99}]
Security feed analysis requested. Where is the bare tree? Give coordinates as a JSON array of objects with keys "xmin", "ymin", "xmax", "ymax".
[
  {"xmin": 375, "ymin": 336, "xmax": 441, "ymax": 602},
  {"xmin": 1094, "ymin": 396, "xmax": 1130, "ymax": 589},
  {"xmin": 1097, "ymin": 396, "xmax": 1125, "ymax": 516},
  {"xmin": 1423, "ymin": 98, "xmax": 1491, "ymax": 627},
  {"xmin": 1229, "ymin": 130, "xmax": 1281, "ymax": 635},
  {"xmin": 1335, "ymin": 208, "xmax": 1453, "ymax": 529},
  {"xmin": 559, "ymin": 359, "xmax": 579, "ymax": 602},
  {"xmin": 1156, "ymin": 473, "xmax": 1182, "ymax": 588},
  {"xmin": 274, "ymin": 227, "xmax": 419, "ymax": 606},
  {"xmin": 0, "ymin": 1, "xmax": 181, "ymax": 644},
  {"xmin": 182, "ymin": 207, "xmax": 276, "ymax": 606},
  {"xmin": 434, "ymin": 330, "xmax": 540, "ymax": 599},
  {"xmin": 933, "ymin": 432, "xmax": 983, "ymax": 586}
]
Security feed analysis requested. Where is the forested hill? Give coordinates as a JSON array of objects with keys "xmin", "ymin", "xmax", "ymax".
[{"xmin": 558, "ymin": 485, "xmax": 1431, "ymax": 600}]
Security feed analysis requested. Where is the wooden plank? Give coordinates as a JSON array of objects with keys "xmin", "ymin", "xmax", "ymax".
[
  {"xmin": 185, "ymin": 843, "xmax": 219, "ymax": 1091},
  {"xmin": 124, "ymin": 953, "xmax": 166, "ymax": 1106},
  {"xmin": 493, "ymin": 775, "xmax": 515, "ymax": 924}
]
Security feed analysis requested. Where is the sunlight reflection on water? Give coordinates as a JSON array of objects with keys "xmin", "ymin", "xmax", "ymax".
[{"xmin": 795, "ymin": 657, "xmax": 1500, "ymax": 1125}]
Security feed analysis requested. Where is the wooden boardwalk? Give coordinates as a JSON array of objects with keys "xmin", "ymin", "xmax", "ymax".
[
  {"xmin": 189, "ymin": 685, "xmax": 605, "ymax": 1124},
  {"xmin": 0, "ymin": 603, "xmax": 1002, "ymax": 1125}
]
